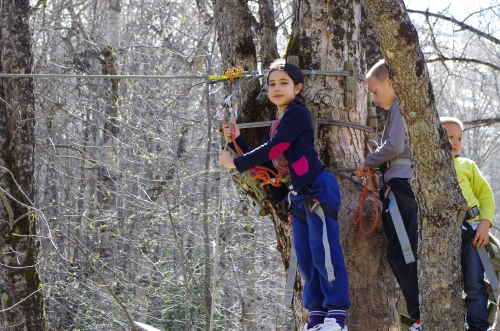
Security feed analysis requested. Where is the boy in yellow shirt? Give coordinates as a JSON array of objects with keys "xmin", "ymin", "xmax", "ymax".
[{"xmin": 441, "ymin": 116, "xmax": 495, "ymax": 331}]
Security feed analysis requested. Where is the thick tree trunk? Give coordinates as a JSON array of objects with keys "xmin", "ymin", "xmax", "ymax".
[
  {"xmin": 0, "ymin": 0, "xmax": 45, "ymax": 329},
  {"xmin": 211, "ymin": 0, "xmax": 305, "ymax": 327},
  {"xmin": 257, "ymin": 0, "xmax": 280, "ymax": 69},
  {"xmin": 286, "ymin": 0, "xmax": 402, "ymax": 330},
  {"xmin": 362, "ymin": 0, "xmax": 466, "ymax": 329}
]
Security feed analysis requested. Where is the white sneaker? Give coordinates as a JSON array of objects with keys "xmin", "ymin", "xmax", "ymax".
[
  {"xmin": 322, "ymin": 318, "xmax": 347, "ymax": 331},
  {"xmin": 303, "ymin": 318, "xmax": 347, "ymax": 331},
  {"xmin": 408, "ymin": 322, "xmax": 421, "ymax": 331},
  {"xmin": 303, "ymin": 323, "xmax": 323, "ymax": 331}
]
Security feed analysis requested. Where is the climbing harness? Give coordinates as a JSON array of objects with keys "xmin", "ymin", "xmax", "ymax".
[
  {"xmin": 284, "ymin": 234, "xmax": 298, "ymax": 306},
  {"xmin": 384, "ymin": 185, "xmax": 416, "ymax": 264},
  {"xmin": 364, "ymin": 155, "xmax": 416, "ymax": 263},
  {"xmin": 465, "ymin": 205, "xmax": 479, "ymax": 220},
  {"xmin": 387, "ymin": 157, "xmax": 413, "ymax": 168},
  {"xmin": 366, "ymin": 139, "xmax": 378, "ymax": 153},
  {"xmin": 353, "ymin": 168, "xmax": 379, "ymax": 236},
  {"xmin": 283, "ymin": 187, "xmax": 338, "ymax": 306},
  {"xmin": 477, "ymin": 245, "xmax": 499, "ymax": 302}
]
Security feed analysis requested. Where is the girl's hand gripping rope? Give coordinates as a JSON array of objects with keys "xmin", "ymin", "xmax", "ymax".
[
  {"xmin": 219, "ymin": 114, "xmax": 239, "ymax": 169},
  {"xmin": 222, "ymin": 117, "xmax": 240, "ymax": 143},
  {"xmin": 217, "ymin": 117, "xmax": 281, "ymax": 186},
  {"xmin": 219, "ymin": 151, "xmax": 236, "ymax": 169}
]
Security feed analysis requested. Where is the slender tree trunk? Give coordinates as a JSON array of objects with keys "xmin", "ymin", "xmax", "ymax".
[
  {"xmin": 362, "ymin": 0, "xmax": 466, "ymax": 329},
  {"xmin": 107, "ymin": 0, "xmax": 121, "ymax": 48},
  {"xmin": 0, "ymin": 0, "xmax": 45, "ymax": 329},
  {"xmin": 95, "ymin": 1, "xmax": 122, "ymax": 327},
  {"xmin": 240, "ymin": 210, "xmax": 257, "ymax": 331}
]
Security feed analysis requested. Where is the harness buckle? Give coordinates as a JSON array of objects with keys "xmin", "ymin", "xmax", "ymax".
[
  {"xmin": 384, "ymin": 184, "xmax": 391, "ymax": 199},
  {"xmin": 286, "ymin": 190, "xmax": 297, "ymax": 224},
  {"xmin": 281, "ymin": 178, "xmax": 294, "ymax": 191},
  {"xmin": 466, "ymin": 205, "xmax": 479, "ymax": 220},
  {"xmin": 308, "ymin": 198, "xmax": 321, "ymax": 214}
]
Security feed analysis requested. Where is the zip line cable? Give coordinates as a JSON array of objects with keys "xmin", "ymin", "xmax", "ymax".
[
  {"xmin": 0, "ymin": 73, "xmax": 209, "ymax": 79},
  {"xmin": 0, "ymin": 70, "xmax": 365, "ymax": 81}
]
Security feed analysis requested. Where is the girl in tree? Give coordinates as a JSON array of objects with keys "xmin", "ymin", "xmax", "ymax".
[{"xmin": 219, "ymin": 59, "xmax": 350, "ymax": 331}]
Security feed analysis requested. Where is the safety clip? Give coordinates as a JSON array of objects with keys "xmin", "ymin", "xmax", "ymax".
[
  {"xmin": 384, "ymin": 185, "xmax": 391, "ymax": 199},
  {"xmin": 467, "ymin": 206, "xmax": 479, "ymax": 219},
  {"xmin": 308, "ymin": 198, "xmax": 321, "ymax": 214}
]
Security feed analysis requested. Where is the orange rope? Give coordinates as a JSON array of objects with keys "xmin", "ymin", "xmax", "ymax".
[
  {"xmin": 222, "ymin": 120, "xmax": 283, "ymax": 187},
  {"xmin": 353, "ymin": 169, "xmax": 379, "ymax": 235}
]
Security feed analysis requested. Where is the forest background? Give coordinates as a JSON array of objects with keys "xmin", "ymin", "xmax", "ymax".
[{"xmin": 0, "ymin": 0, "xmax": 500, "ymax": 330}]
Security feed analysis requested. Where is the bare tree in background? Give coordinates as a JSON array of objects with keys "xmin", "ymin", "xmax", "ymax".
[{"xmin": 0, "ymin": 0, "xmax": 45, "ymax": 329}]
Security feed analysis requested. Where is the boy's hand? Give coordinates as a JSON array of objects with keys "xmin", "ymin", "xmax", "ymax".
[
  {"xmin": 219, "ymin": 151, "xmax": 236, "ymax": 169},
  {"xmin": 472, "ymin": 219, "xmax": 490, "ymax": 247},
  {"xmin": 354, "ymin": 161, "xmax": 368, "ymax": 178}
]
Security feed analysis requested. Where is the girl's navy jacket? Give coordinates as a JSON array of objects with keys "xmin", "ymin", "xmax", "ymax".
[{"xmin": 230, "ymin": 103, "xmax": 325, "ymax": 204}]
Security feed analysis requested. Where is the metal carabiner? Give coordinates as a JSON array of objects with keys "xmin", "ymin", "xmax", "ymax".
[
  {"xmin": 366, "ymin": 139, "xmax": 379, "ymax": 153},
  {"xmin": 222, "ymin": 94, "xmax": 233, "ymax": 108}
]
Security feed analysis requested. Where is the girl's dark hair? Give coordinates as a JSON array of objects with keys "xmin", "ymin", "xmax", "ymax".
[{"xmin": 266, "ymin": 59, "xmax": 307, "ymax": 109}]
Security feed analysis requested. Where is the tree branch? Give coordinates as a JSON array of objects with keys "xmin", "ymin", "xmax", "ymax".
[
  {"xmin": 463, "ymin": 117, "xmax": 500, "ymax": 130},
  {"xmin": 427, "ymin": 56, "xmax": 500, "ymax": 72},
  {"xmin": 407, "ymin": 9, "xmax": 500, "ymax": 47}
]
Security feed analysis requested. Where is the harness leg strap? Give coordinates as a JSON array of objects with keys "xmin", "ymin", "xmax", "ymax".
[
  {"xmin": 283, "ymin": 191, "xmax": 337, "ymax": 305},
  {"xmin": 284, "ymin": 238, "xmax": 298, "ymax": 306},
  {"xmin": 477, "ymin": 246, "xmax": 499, "ymax": 303},
  {"xmin": 387, "ymin": 189, "xmax": 416, "ymax": 264},
  {"xmin": 310, "ymin": 202, "xmax": 336, "ymax": 282}
]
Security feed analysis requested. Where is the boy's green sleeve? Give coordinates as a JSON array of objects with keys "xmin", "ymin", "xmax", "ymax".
[{"xmin": 471, "ymin": 163, "xmax": 495, "ymax": 225}]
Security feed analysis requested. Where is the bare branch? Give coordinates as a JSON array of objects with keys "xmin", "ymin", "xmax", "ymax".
[
  {"xmin": 407, "ymin": 9, "xmax": 500, "ymax": 47},
  {"xmin": 463, "ymin": 117, "xmax": 500, "ymax": 130},
  {"xmin": 427, "ymin": 56, "xmax": 500, "ymax": 72}
]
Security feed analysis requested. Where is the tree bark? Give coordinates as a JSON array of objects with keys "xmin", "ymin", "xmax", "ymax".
[
  {"xmin": 286, "ymin": 0, "xmax": 401, "ymax": 330},
  {"xmin": 211, "ymin": 0, "xmax": 304, "ymax": 327},
  {"xmin": 0, "ymin": 0, "xmax": 46, "ymax": 329},
  {"xmin": 362, "ymin": 0, "xmax": 467, "ymax": 329},
  {"xmin": 257, "ymin": 0, "xmax": 280, "ymax": 69}
]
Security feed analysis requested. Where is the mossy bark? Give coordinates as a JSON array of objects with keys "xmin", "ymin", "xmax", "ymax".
[
  {"xmin": 362, "ymin": 0, "xmax": 466, "ymax": 329},
  {"xmin": 287, "ymin": 0, "xmax": 402, "ymax": 330}
]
